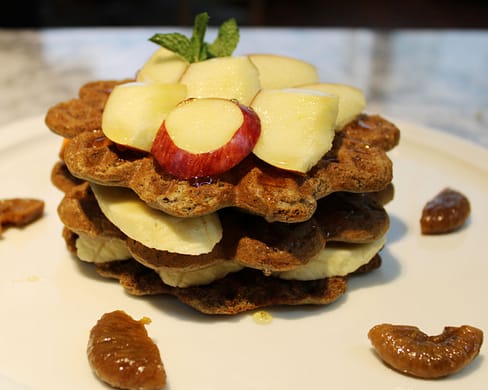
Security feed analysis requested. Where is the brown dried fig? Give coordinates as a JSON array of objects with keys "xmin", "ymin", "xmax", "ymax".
[
  {"xmin": 420, "ymin": 188, "xmax": 470, "ymax": 234},
  {"xmin": 88, "ymin": 310, "xmax": 166, "ymax": 389},
  {"xmin": 368, "ymin": 323, "xmax": 483, "ymax": 379},
  {"xmin": 0, "ymin": 198, "xmax": 44, "ymax": 235}
]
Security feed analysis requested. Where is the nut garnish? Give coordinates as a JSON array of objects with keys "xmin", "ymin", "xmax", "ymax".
[
  {"xmin": 0, "ymin": 198, "xmax": 44, "ymax": 235},
  {"xmin": 87, "ymin": 310, "xmax": 166, "ymax": 389},
  {"xmin": 368, "ymin": 323, "xmax": 483, "ymax": 378},
  {"xmin": 420, "ymin": 188, "xmax": 470, "ymax": 234}
]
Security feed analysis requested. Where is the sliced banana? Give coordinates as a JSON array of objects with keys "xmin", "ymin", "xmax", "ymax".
[
  {"xmin": 157, "ymin": 261, "xmax": 244, "ymax": 288},
  {"xmin": 156, "ymin": 235, "xmax": 386, "ymax": 287},
  {"xmin": 90, "ymin": 183, "xmax": 222, "ymax": 255},
  {"xmin": 76, "ymin": 232, "xmax": 131, "ymax": 263},
  {"xmin": 276, "ymin": 235, "xmax": 386, "ymax": 280}
]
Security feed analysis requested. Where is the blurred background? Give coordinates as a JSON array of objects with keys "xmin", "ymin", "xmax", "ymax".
[{"xmin": 3, "ymin": 0, "xmax": 488, "ymax": 28}]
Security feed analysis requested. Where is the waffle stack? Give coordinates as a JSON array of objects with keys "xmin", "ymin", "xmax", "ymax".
[{"xmin": 46, "ymin": 80, "xmax": 399, "ymax": 314}]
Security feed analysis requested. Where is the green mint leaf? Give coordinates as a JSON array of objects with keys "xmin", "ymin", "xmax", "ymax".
[
  {"xmin": 207, "ymin": 18, "xmax": 239, "ymax": 58},
  {"xmin": 149, "ymin": 32, "xmax": 191, "ymax": 61},
  {"xmin": 188, "ymin": 12, "xmax": 209, "ymax": 62},
  {"xmin": 149, "ymin": 12, "xmax": 240, "ymax": 63}
]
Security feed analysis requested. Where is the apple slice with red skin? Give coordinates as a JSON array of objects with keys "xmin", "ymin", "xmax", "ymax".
[{"xmin": 151, "ymin": 98, "xmax": 261, "ymax": 179}]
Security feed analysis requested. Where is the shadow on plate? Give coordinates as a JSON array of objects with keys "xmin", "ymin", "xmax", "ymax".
[
  {"xmin": 347, "ymin": 246, "xmax": 401, "ymax": 293},
  {"xmin": 71, "ymin": 254, "xmax": 117, "ymax": 286},
  {"xmin": 449, "ymin": 353, "xmax": 485, "ymax": 381},
  {"xmin": 385, "ymin": 213, "xmax": 408, "ymax": 244}
]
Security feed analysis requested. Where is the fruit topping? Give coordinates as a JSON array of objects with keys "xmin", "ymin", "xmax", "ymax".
[
  {"xmin": 151, "ymin": 97, "xmax": 261, "ymax": 179},
  {"xmin": 248, "ymin": 53, "xmax": 319, "ymax": 89},
  {"xmin": 251, "ymin": 88, "xmax": 338, "ymax": 173},
  {"xmin": 301, "ymin": 82, "xmax": 366, "ymax": 129},
  {"xmin": 102, "ymin": 82, "xmax": 187, "ymax": 152},
  {"xmin": 97, "ymin": 12, "xmax": 372, "ymax": 178},
  {"xmin": 136, "ymin": 47, "xmax": 189, "ymax": 83},
  {"xmin": 179, "ymin": 55, "xmax": 261, "ymax": 105}
]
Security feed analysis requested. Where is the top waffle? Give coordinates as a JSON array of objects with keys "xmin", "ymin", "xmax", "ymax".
[{"xmin": 46, "ymin": 80, "xmax": 399, "ymax": 223}]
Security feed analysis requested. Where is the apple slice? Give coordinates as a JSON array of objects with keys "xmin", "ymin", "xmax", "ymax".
[
  {"xmin": 300, "ymin": 83, "xmax": 366, "ymax": 129},
  {"xmin": 136, "ymin": 47, "xmax": 189, "ymax": 83},
  {"xmin": 178, "ymin": 56, "xmax": 261, "ymax": 105},
  {"xmin": 151, "ymin": 98, "xmax": 261, "ymax": 179},
  {"xmin": 248, "ymin": 54, "xmax": 319, "ymax": 89},
  {"xmin": 251, "ymin": 88, "xmax": 338, "ymax": 173},
  {"xmin": 102, "ymin": 81, "xmax": 187, "ymax": 151},
  {"xmin": 90, "ymin": 183, "xmax": 222, "ymax": 255}
]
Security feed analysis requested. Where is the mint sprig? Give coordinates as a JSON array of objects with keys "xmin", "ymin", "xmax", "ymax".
[
  {"xmin": 149, "ymin": 12, "xmax": 239, "ymax": 63},
  {"xmin": 188, "ymin": 12, "xmax": 209, "ymax": 62},
  {"xmin": 206, "ymin": 17, "xmax": 240, "ymax": 58}
]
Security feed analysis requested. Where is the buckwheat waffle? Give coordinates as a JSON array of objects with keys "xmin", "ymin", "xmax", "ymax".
[{"xmin": 54, "ymin": 166, "xmax": 385, "ymax": 314}]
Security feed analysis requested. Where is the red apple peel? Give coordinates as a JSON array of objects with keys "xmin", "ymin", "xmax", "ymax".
[{"xmin": 151, "ymin": 99, "xmax": 261, "ymax": 179}]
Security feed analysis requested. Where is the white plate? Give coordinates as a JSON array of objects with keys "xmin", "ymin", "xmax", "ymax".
[{"xmin": 0, "ymin": 116, "xmax": 487, "ymax": 390}]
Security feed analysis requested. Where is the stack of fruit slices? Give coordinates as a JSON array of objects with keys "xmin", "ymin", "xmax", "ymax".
[{"xmin": 103, "ymin": 48, "xmax": 367, "ymax": 177}]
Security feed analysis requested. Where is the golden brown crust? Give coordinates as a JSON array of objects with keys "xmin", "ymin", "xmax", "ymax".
[
  {"xmin": 45, "ymin": 80, "xmax": 131, "ymax": 138},
  {"xmin": 62, "ymin": 227, "xmax": 78, "ymax": 254},
  {"xmin": 51, "ymin": 161, "xmax": 85, "ymax": 193},
  {"xmin": 174, "ymin": 269, "xmax": 349, "ymax": 315},
  {"xmin": 45, "ymin": 99, "xmax": 104, "ymax": 139}
]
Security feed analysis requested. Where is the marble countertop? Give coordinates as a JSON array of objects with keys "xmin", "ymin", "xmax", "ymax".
[{"xmin": 0, "ymin": 27, "xmax": 487, "ymax": 147}]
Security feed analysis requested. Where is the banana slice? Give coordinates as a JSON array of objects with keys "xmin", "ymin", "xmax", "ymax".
[
  {"xmin": 76, "ymin": 232, "xmax": 131, "ymax": 263},
  {"xmin": 157, "ymin": 260, "xmax": 244, "ymax": 288},
  {"xmin": 276, "ymin": 235, "xmax": 386, "ymax": 280},
  {"xmin": 158, "ymin": 235, "xmax": 386, "ymax": 287},
  {"xmin": 90, "ymin": 183, "xmax": 222, "ymax": 255}
]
